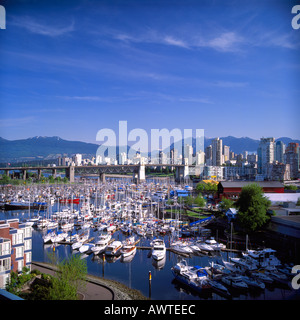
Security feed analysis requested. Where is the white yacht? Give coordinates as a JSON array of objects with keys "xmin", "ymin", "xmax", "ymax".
[
  {"xmin": 105, "ymin": 240, "xmax": 123, "ymax": 256},
  {"xmin": 242, "ymin": 248, "xmax": 281, "ymax": 268},
  {"xmin": 120, "ymin": 236, "xmax": 137, "ymax": 258},
  {"xmin": 151, "ymin": 238, "xmax": 166, "ymax": 261},
  {"xmin": 170, "ymin": 240, "xmax": 194, "ymax": 255},
  {"xmin": 91, "ymin": 233, "xmax": 112, "ymax": 255},
  {"xmin": 221, "ymin": 274, "xmax": 248, "ymax": 290},
  {"xmin": 204, "ymin": 237, "xmax": 226, "ymax": 250}
]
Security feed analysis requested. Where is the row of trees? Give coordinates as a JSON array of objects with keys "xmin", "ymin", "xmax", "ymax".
[{"xmin": 0, "ymin": 174, "xmax": 69, "ymax": 185}]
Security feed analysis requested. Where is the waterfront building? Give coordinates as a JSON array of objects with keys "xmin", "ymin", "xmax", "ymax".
[
  {"xmin": 96, "ymin": 155, "xmax": 103, "ymax": 165},
  {"xmin": 212, "ymin": 137, "xmax": 223, "ymax": 166},
  {"xmin": 196, "ymin": 151, "xmax": 205, "ymax": 166},
  {"xmin": 275, "ymin": 141, "xmax": 285, "ymax": 164},
  {"xmin": 118, "ymin": 152, "xmax": 127, "ymax": 165},
  {"xmin": 202, "ymin": 165, "xmax": 224, "ymax": 180},
  {"xmin": 247, "ymin": 154, "xmax": 258, "ymax": 164},
  {"xmin": 73, "ymin": 153, "xmax": 82, "ymax": 166},
  {"xmin": 205, "ymin": 145, "xmax": 212, "ymax": 166},
  {"xmin": 223, "ymin": 145, "xmax": 230, "ymax": 162},
  {"xmin": 217, "ymin": 181, "xmax": 284, "ymax": 200},
  {"xmin": 266, "ymin": 162, "xmax": 290, "ymax": 181},
  {"xmin": 184, "ymin": 144, "xmax": 193, "ymax": 165},
  {"xmin": 229, "ymin": 151, "xmax": 235, "ymax": 160},
  {"xmin": 0, "ymin": 219, "xmax": 32, "ymax": 289},
  {"xmin": 257, "ymin": 137, "xmax": 275, "ymax": 178},
  {"xmin": 170, "ymin": 148, "xmax": 178, "ymax": 165},
  {"xmin": 224, "ymin": 164, "xmax": 257, "ymax": 181},
  {"xmin": 284, "ymin": 143, "xmax": 299, "ymax": 179}
]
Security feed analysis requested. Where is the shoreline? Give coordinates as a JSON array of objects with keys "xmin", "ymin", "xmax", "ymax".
[{"xmin": 31, "ymin": 261, "xmax": 148, "ymax": 300}]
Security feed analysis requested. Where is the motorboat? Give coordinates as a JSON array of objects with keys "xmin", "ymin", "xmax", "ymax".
[
  {"xmin": 242, "ymin": 248, "xmax": 281, "ymax": 268},
  {"xmin": 194, "ymin": 240, "xmax": 214, "ymax": 252},
  {"xmin": 221, "ymin": 274, "xmax": 248, "ymax": 290},
  {"xmin": 171, "ymin": 259, "xmax": 211, "ymax": 292},
  {"xmin": 71, "ymin": 232, "xmax": 89, "ymax": 250},
  {"xmin": 151, "ymin": 238, "xmax": 166, "ymax": 261},
  {"xmin": 91, "ymin": 233, "xmax": 111, "ymax": 255},
  {"xmin": 120, "ymin": 236, "xmax": 137, "ymax": 258},
  {"xmin": 264, "ymin": 266, "xmax": 289, "ymax": 285},
  {"xmin": 52, "ymin": 231, "xmax": 68, "ymax": 243},
  {"xmin": 79, "ymin": 242, "xmax": 95, "ymax": 254},
  {"xmin": 239, "ymin": 275, "xmax": 265, "ymax": 290},
  {"xmin": 187, "ymin": 240, "xmax": 202, "ymax": 254},
  {"xmin": 204, "ymin": 237, "xmax": 226, "ymax": 250},
  {"xmin": 229, "ymin": 255, "xmax": 258, "ymax": 273},
  {"xmin": 43, "ymin": 231, "xmax": 55, "ymax": 244},
  {"xmin": 250, "ymin": 270, "xmax": 274, "ymax": 284},
  {"xmin": 105, "ymin": 240, "xmax": 123, "ymax": 256},
  {"xmin": 206, "ymin": 261, "xmax": 232, "ymax": 277},
  {"xmin": 170, "ymin": 240, "xmax": 193, "ymax": 255},
  {"xmin": 36, "ymin": 219, "xmax": 50, "ymax": 229},
  {"xmin": 47, "ymin": 220, "xmax": 59, "ymax": 229},
  {"xmin": 208, "ymin": 279, "xmax": 231, "ymax": 298},
  {"xmin": 60, "ymin": 221, "xmax": 74, "ymax": 231}
]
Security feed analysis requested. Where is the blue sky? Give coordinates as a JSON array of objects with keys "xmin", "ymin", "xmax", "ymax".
[{"xmin": 0, "ymin": 0, "xmax": 299, "ymax": 144}]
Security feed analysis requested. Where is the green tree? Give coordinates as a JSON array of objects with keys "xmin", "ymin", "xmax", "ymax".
[
  {"xmin": 193, "ymin": 195, "xmax": 206, "ymax": 207},
  {"xmin": 196, "ymin": 182, "xmax": 218, "ymax": 193},
  {"xmin": 235, "ymin": 183, "xmax": 271, "ymax": 232},
  {"xmin": 48, "ymin": 254, "xmax": 87, "ymax": 300},
  {"xmin": 63, "ymin": 176, "xmax": 69, "ymax": 183},
  {"xmin": 195, "ymin": 183, "xmax": 205, "ymax": 192},
  {"xmin": 6, "ymin": 267, "xmax": 32, "ymax": 296},
  {"xmin": 219, "ymin": 197, "xmax": 234, "ymax": 212},
  {"xmin": 183, "ymin": 196, "xmax": 194, "ymax": 206},
  {"xmin": 0, "ymin": 174, "xmax": 11, "ymax": 184}
]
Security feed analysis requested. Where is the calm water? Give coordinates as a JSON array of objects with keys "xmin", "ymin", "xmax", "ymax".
[{"xmin": 1, "ymin": 208, "xmax": 299, "ymax": 300}]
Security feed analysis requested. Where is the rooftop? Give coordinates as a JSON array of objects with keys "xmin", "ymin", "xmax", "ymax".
[{"xmin": 219, "ymin": 181, "xmax": 284, "ymax": 188}]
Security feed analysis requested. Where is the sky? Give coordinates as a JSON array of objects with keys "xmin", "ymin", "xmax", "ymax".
[{"xmin": 0, "ymin": 0, "xmax": 299, "ymax": 145}]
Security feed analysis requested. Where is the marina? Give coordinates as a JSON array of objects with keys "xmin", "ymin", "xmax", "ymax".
[{"xmin": 0, "ymin": 180, "xmax": 299, "ymax": 300}]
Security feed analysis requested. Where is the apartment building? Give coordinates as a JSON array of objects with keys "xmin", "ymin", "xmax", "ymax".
[{"xmin": 0, "ymin": 219, "xmax": 32, "ymax": 289}]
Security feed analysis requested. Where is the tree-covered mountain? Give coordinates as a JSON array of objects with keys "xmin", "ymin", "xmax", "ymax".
[
  {"xmin": 0, "ymin": 136, "xmax": 99, "ymax": 162},
  {"xmin": 0, "ymin": 135, "xmax": 299, "ymax": 163}
]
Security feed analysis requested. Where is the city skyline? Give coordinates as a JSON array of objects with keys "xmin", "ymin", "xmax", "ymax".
[{"xmin": 0, "ymin": 0, "xmax": 299, "ymax": 144}]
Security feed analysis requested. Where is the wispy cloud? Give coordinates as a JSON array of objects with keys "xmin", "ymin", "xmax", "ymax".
[
  {"xmin": 163, "ymin": 36, "xmax": 189, "ymax": 49},
  {"xmin": 10, "ymin": 16, "xmax": 75, "ymax": 37},
  {"xmin": 205, "ymin": 32, "xmax": 244, "ymax": 52},
  {"xmin": 107, "ymin": 27, "xmax": 244, "ymax": 53},
  {"xmin": 58, "ymin": 95, "xmax": 140, "ymax": 103},
  {"xmin": 213, "ymin": 81, "xmax": 249, "ymax": 88},
  {"xmin": 0, "ymin": 116, "xmax": 35, "ymax": 128}
]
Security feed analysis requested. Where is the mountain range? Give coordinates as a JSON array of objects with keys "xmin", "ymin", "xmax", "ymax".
[{"xmin": 0, "ymin": 135, "xmax": 299, "ymax": 163}]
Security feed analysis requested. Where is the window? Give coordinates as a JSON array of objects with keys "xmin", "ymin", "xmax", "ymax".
[
  {"xmin": 25, "ymin": 252, "xmax": 31, "ymax": 263},
  {"xmin": 0, "ymin": 241, "xmax": 11, "ymax": 255},
  {"xmin": 12, "ymin": 232, "xmax": 24, "ymax": 245},
  {"xmin": 0, "ymin": 257, "xmax": 11, "ymax": 272},
  {"xmin": 17, "ymin": 259, "xmax": 24, "ymax": 272},
  {"xmin": 15, "ymin": 246, "xmax": 24, "ymax": 259},
  {"xmin": 24, "ymin": 239, "xmax": 32, "ymax": 251},
  {"xmin": 24, "ymin": 227, "xmax": 32, "ymax": 238}
]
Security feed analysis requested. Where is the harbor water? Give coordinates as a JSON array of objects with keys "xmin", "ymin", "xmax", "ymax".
[{"xmin": 1, "ymin": 205, "xmax": 299, "ymax": 300}]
